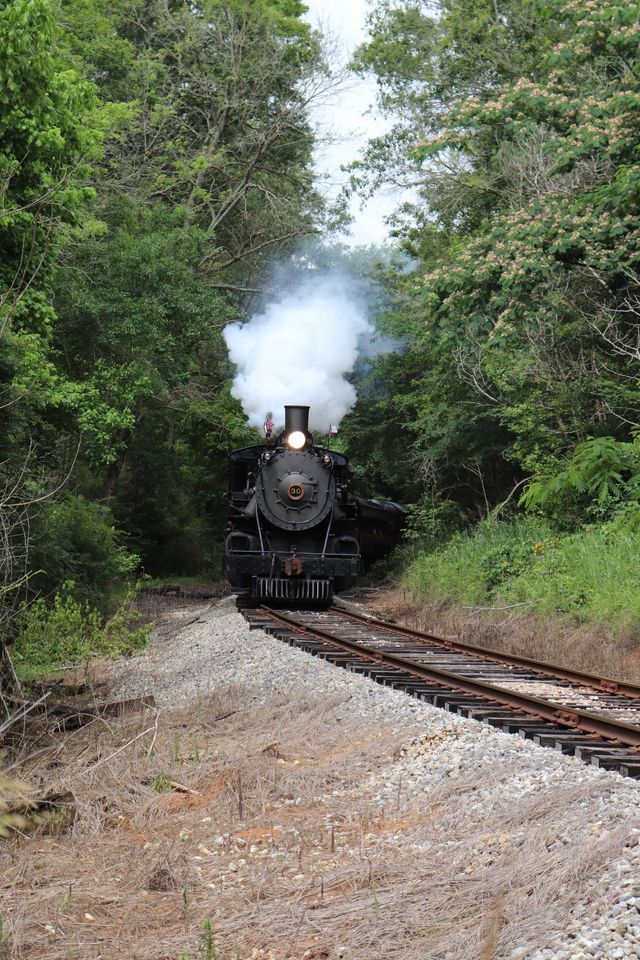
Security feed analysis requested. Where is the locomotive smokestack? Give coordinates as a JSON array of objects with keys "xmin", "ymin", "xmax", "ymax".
[{"xmin": 284, "ymin": 405, "xmax": 310, "ymax": 436}]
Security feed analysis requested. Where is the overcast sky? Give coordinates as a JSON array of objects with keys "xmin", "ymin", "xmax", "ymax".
[{"xmin": 303, "ymin": 0, "xmax": 401, "ymax": 247}]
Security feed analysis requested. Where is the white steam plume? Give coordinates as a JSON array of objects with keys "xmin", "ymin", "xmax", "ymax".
[{"xmin": 223, "ymin": 273, "xmax": 372, "ymax": 433}]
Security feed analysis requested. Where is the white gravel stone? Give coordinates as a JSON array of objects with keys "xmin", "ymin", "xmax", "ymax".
[{"xmin": 110, "ymin": 597, "xmax": 640, "ymax": 959}]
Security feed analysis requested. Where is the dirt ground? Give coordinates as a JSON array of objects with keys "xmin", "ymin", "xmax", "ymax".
[{"xmin": 1, "ymin": 593, "xmax": 638, "ymax": 960}]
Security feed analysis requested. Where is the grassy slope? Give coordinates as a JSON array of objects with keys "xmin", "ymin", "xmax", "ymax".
[{"xmin": 404, "ymin": 518, "xmax": 640, "ymax": 633}]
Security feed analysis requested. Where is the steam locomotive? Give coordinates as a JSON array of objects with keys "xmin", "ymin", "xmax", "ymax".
[{"xmin": 224, "ymin": 405, "xmax": 405, "ymax": 604}]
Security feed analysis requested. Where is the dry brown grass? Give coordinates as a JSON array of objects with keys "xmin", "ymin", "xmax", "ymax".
[
  {"xmin": 0, "ymin": 680, "xmax": 406, "ymax": 959},
  {"xmin": 0, "ymin": 603, "xmax": 638, "ymax": 960},
  {"xmin": 358, "ymin": 585, "xmax": 640, "ymax": 684}
]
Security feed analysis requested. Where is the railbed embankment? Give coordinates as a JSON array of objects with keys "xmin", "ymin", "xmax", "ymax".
[{"xmin": 1, "ymin": 596, "xmax": 639, "ymax": 959}]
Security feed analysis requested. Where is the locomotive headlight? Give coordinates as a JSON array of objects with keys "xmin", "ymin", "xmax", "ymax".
[{"xmin": 286, "ymin": 430, "xmax": 306, "ymax": 450}]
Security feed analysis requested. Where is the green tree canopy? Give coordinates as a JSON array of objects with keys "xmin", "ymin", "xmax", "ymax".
[{"xmin": 345, "ymin": 0, "xmax": 640, "ymax": 533}]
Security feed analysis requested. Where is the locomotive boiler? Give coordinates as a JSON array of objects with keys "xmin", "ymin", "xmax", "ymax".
[{"xmin": 224, "ymin": 404, "xmax": 404, "ymax": 604}]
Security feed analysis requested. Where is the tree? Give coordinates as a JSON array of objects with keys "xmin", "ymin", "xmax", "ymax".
[
  {"xmin": 0, "ymin": 0, "xmax": 107, "ymax": 626},
  {"xmin": 59, "ymin": 0, "xmax": 327, "ymax": 283},
  {"xmin": 47, "ymin": 0, "xmax": 330, "ymax": 572},
  {"xmin": 345, "ymin": 0, "xmax": 640, "ymax": 530},
  {"xmin": 0, "ymin": 0, "xmax": 103, "ymax": 448},
  {"xmin": 413, "ymin": 0, "xmax": 640, "ymax": 468},
  {"xmin": 349, "ymin": 0, "xmax": 559, "ymax": 232}
]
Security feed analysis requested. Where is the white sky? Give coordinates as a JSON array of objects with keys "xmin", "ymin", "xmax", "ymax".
[{"xmin": 303, "ymin": 0, "xmax": 401, "ymax": 247}]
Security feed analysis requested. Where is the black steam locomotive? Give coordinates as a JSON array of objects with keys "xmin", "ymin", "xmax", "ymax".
[{"xmin": 224, "ymin": 405, "xmax": 404, "ymax": 604}]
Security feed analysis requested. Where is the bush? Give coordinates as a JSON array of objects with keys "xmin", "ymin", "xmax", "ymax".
[
  {"xmin": 28, "ymin": 495, "xmax": 140, "ymax": 613},
  {"xmin": 404, "ymin": 517, "xmax": 640, "ymax": 632},
  {"xmin": 405, "ymin": 517, "xmax": 551, "ymax": 605},
  {"xmin": 11, "ymin": 582, "xmax": 150, "ymax": 676},
  {"xmin": 521, "ymin": 435, "xmax": 640, "ymax": 523},
  {"xmin": 403, "ymin": 490, "xmax": 463, "ymax": 546},
  {"xmin": 500, "ymin": 527, "xmax": 640, "ymax": 627}
]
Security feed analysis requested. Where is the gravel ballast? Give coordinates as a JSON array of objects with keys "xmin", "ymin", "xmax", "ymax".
[
  {"xmin": 8, "ymin": 595, "xmax": 640, "ymax": 960},
  {"xmin": 106, "ymin": 597, "xmax": 640, "ymax": 960}
]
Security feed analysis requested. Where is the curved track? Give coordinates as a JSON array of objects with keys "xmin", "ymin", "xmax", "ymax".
[{"xmin": 241, "ymin": 603, "xmax": 640, "ymax": 779}]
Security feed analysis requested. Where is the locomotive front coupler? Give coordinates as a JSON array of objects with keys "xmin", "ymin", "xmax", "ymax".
[{"xmin": 283, "ymin": 548, "xmax": 303, "ymax": 577}]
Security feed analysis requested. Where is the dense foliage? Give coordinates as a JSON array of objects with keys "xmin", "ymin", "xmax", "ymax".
[
  {"xmin": 2, "ymin": 0, "xmax": 640, "ymax": 666},
  {"xmin": 0, "ymin": 0, "xmax": 326, "ymax": 647},
  {"xmin": 405, "ymin": 517, "xmax": 640, "ymax": 631},
  {"xmin": 12, "ymin": 582, "xmax": 150, "ymax": 678},
  {"xmin": 345, "ymin": 0, "xmax": 640, "ymax": 555}
]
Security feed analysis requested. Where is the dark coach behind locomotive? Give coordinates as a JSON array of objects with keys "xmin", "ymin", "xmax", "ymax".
[{"xmin": 224, "ymin": 404, "xmax": 404, "ymax": 603}]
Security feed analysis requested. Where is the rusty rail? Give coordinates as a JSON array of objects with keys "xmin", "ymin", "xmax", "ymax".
[
  {"xmin": 241, "ymin": 604, "xmax": 640, "ymax": 778},
  {"xmin": 261, "ymin": 608, "xmax": 640, "ymax": 748},
  {"xmin": 333, "ymin": 606, "xmax": 640, "ymax": 699}
]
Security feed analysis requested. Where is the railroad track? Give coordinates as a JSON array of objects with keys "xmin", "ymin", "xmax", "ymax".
[{"xmin": 240, "ymin": 603, "xmax": 640, "ymax": 779}]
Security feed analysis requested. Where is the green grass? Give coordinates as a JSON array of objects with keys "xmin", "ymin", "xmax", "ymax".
[
  {"xmin": 405, "ymin": 518, "xmax": 552, "ymax": 606},
  {"xmin": 404, "ymin": 518, "xmax": 640, "ymax": 631},
  {"xmin": 500, "ymin": 527, "xmax": 640, "ymax": 626}
]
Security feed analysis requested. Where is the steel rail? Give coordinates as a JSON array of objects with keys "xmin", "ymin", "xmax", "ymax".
[
  {"xmin": 331, "ymin": 605, "xmax": 640, "ymax": 699},
  {"xmin": 258, "ymin": 606, "xmax": 640, "ymax": 750}
]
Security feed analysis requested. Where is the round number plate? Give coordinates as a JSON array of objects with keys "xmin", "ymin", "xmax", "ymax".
[{"xmin": 287, "ymin": 483, "xmax": 304, "ymax": 501}]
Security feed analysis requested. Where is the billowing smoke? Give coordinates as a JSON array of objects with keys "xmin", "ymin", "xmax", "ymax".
[{"xmin": 223, "ymin": 273, "xmax": 373, "ymax": 433}]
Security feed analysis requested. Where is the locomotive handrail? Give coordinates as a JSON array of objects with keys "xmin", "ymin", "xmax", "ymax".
[
  {"xmin": 255, "ymin": 505, "xmax": 266, "ymax": 556},
  {"xmin": 321, "ymin": 515, "xmax": 332, "ymax": 559}
]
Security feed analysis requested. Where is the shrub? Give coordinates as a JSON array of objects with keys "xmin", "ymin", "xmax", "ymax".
[
  {"xmin": 520, "ymin": 435, "xmax": 640, "ymax": 529},
  {"xmin": 11, "ymin": 582, "xmax": 150, "ymax": 676},
  {"xmin": 28, "ymin": 494, "xmax": 139, "ymax": 613},
  {"xmin": 405, "ymin": 517, "xmax": 551, "ymax": 605},
  {"xmin": 404, "ymin": 517, "xmax": 640, "ymax": 633},
  {"xmin": 403, "ymin": 490, "xmax": 464, "ymax": 546}
]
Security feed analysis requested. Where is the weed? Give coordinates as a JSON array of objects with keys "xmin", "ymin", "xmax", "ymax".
[
  {"xmin": 237, "ymin": 773, "xmax": 243, "ymax": 819},
  {"xmin": 144, "ymin": 575, "xmax": 214, "ymax": 589},
  {"xmin": 199, "ymin": 919, "xmax": 219, "ymax": 959},
  {"xmin": 152, "ymin": 773, "xmax": 172, "ymax": 793},
  {"xmin": 59, "ymin": 885, "xmax": 73, "ymax": 911},
  {"xmin": 12, "ymin": 582, "xmax": 150, "ymax": 678},
  {"xmin": 369, "ymin": 870, "xmax": 380, "ymax": 920},
  {"xmin": 500, "ymin": 527, "xmax": 640, "ymax": 628},
  {"xmin": 405, "ymin": 518, "xmax": 640, "ymax": 632},
  {"xmin": 183, "ymin": 884, "xmax": 190, "ymax": 933},
  {"xmin": 0, "ymin": 768, "xmax": 30, "ymax": 837}
]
